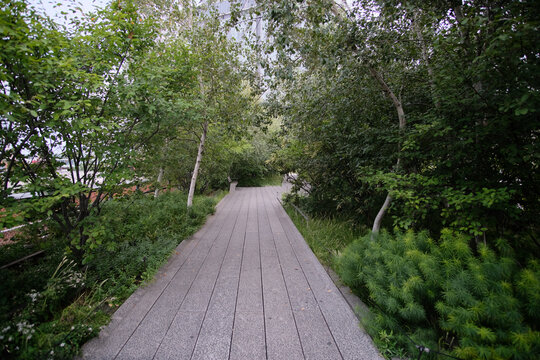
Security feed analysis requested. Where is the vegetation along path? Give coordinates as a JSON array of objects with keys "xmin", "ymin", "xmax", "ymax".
[{"xmin": 80, "ymin": 186, "xmax": 382, "ymax": 360}]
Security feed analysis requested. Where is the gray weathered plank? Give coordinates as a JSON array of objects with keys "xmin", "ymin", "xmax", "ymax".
[{"xmin": 80, "ymin": 186, "xmax": 383, "ymax": 360}]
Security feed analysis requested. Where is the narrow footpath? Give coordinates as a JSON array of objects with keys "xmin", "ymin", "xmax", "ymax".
[{"xmin": 80, "ymin": 186, "xmax": 382, "ymax": 360}]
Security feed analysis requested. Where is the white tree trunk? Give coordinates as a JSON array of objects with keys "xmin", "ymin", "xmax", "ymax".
[
  {"xmin": 369, "ymin": 68, "xmax": 406, "ymax": 129},
  {"xmin": 187, "ymin": 121, "xmax": 208, "ymax": 208},
  {"xmin": 154, "ymin": 167, "xmax": 164, "ymax": 198},
  {"xmin": 369, "ymin": 68, "xmax": 406, "ymax": 237},
  {"xmin": 371, "ymin": 193, "xmax": 392, "ymax": 238}
]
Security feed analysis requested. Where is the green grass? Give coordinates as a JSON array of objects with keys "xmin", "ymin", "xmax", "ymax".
[
  {"xmin": 0, "ymin": 191, "xmax": 218, "ymax": 359},
  {"xmin": 209, "ymin": 189, "xmax": 228, "ymax": 203},
  {"xmin": 237, "ymin": 173, "xmax": 283, "ymax": 187},
  {"xmin": 284, "ymin": 204, "xmax": 366, "ymax": 269}
]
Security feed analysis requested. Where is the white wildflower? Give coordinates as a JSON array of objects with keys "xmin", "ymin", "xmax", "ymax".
[
  {"xmin": 27, "ymin": 290, "xmax": 41, "ymax": 303},
  {"xmin": 60, "ymin": 342, "xmax": 65, "ymax": 347}
]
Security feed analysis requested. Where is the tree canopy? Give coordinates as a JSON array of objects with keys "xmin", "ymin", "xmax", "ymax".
[
  {"xmin": 258, "ymin": 0, "xmax": 539, "ymax": 246},
  {"xmin": 1, "ymin": 0, "xmax": 538, "ymax": 358},
  {"xmin": 1, "ymin": 0, "xmax": 260, "ymax": 253}
]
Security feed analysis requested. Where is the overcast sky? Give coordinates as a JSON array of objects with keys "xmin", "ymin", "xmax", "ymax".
[
  {"xmin": 28, "ymin": 1, "xmax": 354, "ymax": 20},
  {"xmin": 28, "ymin": 0, "xmax": 110, "ymax": 23}
]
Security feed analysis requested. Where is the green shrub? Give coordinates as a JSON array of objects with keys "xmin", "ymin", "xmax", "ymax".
[
  {"xmin": 0, "ymin": 191, "xmax": 217, "ymax": 359},
  {"xmin": 337, "ymin": 230, "xmax": 540, "ymax": 359},
  {"xmin": 237, "ymin": 173, "xmax": 283, "ymax": 187},
  {"xmin": 82, "ymin": 191, "xmax": 216, "ymax": 295},
  {"xmin": 229, "ymin": 129, "xmax": 280, "ymax": 187},
  {"xmin": 435, "ymin": 235, "xmax": 540, "ymax": 359},
  {"xmin": 338, "ymin": 230, "xmax": 441, "ymax": 357}
]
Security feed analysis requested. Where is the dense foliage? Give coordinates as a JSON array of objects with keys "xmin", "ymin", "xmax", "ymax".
[
  {"xmin": 1, "ymin": 0, "xmax": 158, "ymax": 236},
  {"xmin": 259, "ymin": 0, "xmax": 539, "ymax": 242},
  {"xmin": 338, "ymin": 230, "xmax": 540, "ymax": 359},
  {"xmin": 1, "ymin": 0, "xmax": 259, "ymax": 255},
  {"xmin": 230, "ymin": 123, "xmax": 282, "ymax": 186},
  {"xmin": 0, "ymin": 191, "xmax": 217, "ymax": 359}
]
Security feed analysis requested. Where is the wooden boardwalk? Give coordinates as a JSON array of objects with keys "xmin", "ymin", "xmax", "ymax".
[{"xmin": 80, "ymin": 186, "xmax": 382, "ymax": 360}]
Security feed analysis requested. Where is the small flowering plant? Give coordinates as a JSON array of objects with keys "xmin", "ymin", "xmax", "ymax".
[
  {"xmin": 0, "ymin": 321, "xmax": 36, "ymax": 356},
  {"xmin": 1, "ymin": 256, "xmax": 87, "ymax": 358},
  {"xmin": 39, "ymin": 256, "xmax": 84, "ymax": 312}
]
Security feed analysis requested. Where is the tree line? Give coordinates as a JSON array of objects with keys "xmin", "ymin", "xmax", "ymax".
[
  {"xmin": 259, "ymin": 0, "xmax": 539, "ymax": 247},
  {"xmin": 1, "ymin": 0, "xmax": 262, "ymax": 256},
  {"xmin": 255, "ymin": 1, "xmax": 539, "ymax": 358}
]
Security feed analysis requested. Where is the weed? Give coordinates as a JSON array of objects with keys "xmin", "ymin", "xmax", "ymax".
[
  {"xmin": 0, "ymin": 191, "xmax": 216, "ymax": 359},
  {"xmin": 284, "ymin": 205, "xmax": 365, "ymax": 268}
]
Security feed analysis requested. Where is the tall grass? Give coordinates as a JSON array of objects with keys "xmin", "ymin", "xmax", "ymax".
[{"xmin": 284, "ymin": 205, "xmax": 365, "ymax": 268}]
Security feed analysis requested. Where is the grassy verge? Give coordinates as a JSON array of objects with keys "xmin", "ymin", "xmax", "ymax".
[
  {"xmin": 0, "ymin": 191, "xmax": 218, "ymax": 359},
  {"xmin": 284, "ymin": 204, "xmax": 365, "ymax": 269},
  {"xmin": 210, "ymin": 189, "xmax": 228, "ymax": 204},
  {"xmin": 237, "ymin": 173, "xmax": 283, "ymax": 187}
]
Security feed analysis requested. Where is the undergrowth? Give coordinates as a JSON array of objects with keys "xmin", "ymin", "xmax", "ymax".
[
  {"xmin": 337, "ymin": 230, "xmax": 540, "ymax": 359},
  {"xmin": 237, "ymin": 173, "xmax": 283, "ymax": 187},
  {"xmin": 285, "ymin": 205, "xmax": 540, "ymax": 359},
  {"xmin": 284, "ymin": 204, "xmax": 365, "ymax": 270},
  {"xmin": 0, "ymin": 191, "xmax": 217, "ymax": 359}
]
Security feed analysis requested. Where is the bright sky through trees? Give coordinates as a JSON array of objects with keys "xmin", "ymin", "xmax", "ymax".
[{"xmin": 28, "ymin": 0, "xmax": 109, "ymax": 23}]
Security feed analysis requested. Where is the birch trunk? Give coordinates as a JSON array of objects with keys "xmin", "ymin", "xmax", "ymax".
[
  {"xmin": 371, "ymin": 193, "xmax": 392, "ymax": 239},
  {"xmin": 187, "ymin": 121, "xmax": 208, "ymax": 207},
  {"xmin": 369, "ymin": 68, "xmax": 406, "ymax": 236},
  {"xmin": 154, "ymin": 167, "xmax": 164, "ymax": 198}
]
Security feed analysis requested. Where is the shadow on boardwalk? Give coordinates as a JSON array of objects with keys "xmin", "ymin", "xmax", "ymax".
[{"xmin": 80, "ymin": 186, "xmax": 382, "ymax": 360}]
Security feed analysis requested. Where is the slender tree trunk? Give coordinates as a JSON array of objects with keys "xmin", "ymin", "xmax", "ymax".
[
  {"xmin": 369, "ymin": 68, "xmax": 406, "ymax": 236},
  {"xmin": 327, "ymin": 3, "xmax": 410, "ymax": 236},
  {"xmin": 154, "ymin": 167, "xmax": 164, "ymax": 198},
  {"xmin": 187, "ymin": 121, "xmax": 208, "ymax": 207},
  {"xmin": 369, "ymin": 68, "xmax": 406, "ymax": 129},
  {"xmin": 371, "ymin": 193, "xmax": 392, "ymax": 238}
]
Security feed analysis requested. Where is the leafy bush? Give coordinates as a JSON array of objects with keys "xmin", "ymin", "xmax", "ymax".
[
  {"xmin": 0, "ymin": 191, "xmax": 216, "ymax": 359},
  {"xmin": 229, "ymin": 126, "xmax": 281, "ymax": 187},
  {"xmin": 82, "ymin": 191, "xmax": 215, "ymax": 296},
  {"xmin": 337, "ymin": 230, "xmax": 540, "ymax": 359}
]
